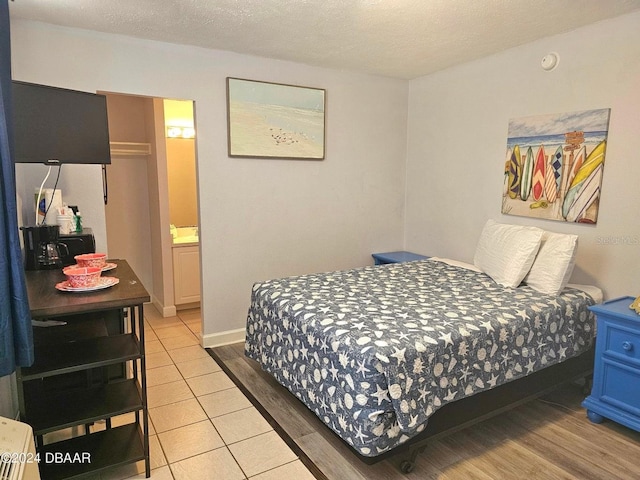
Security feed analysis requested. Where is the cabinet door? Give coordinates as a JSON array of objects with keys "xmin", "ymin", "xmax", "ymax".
[{"xmin": 173, "ymin": 246, "xmax": 201, "ymax": 305}]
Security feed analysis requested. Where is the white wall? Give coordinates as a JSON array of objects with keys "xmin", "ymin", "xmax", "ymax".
[
  {"xmin": 405, "ymin": 12, "xmax": 640, "ymax": 300},
  {"xmin": 15, "ymin": 163, "xmax": 107, "ymax": 254},
  {"xmin": 10, "ymin": 20, "xmax": 408, "ymax": 342}
]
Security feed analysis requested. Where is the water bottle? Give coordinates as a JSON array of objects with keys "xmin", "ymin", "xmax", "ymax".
[{"xmin": 74, "ymin": 212, "xmax": 83, "ymax": 233}]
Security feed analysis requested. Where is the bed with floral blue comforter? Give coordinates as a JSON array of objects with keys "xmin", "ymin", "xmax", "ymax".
[{"xmin": 245, "ymin": 259, "xmax": 596, "ymax": 457}]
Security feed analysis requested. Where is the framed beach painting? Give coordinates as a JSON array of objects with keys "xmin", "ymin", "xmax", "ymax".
[
  {"xmin": 226, "ymin": 78, "xmax": 326, "ymax": 159},
  {"xmin": 502, "ymin": 108, "xmax": 611, "ymax": 224}
]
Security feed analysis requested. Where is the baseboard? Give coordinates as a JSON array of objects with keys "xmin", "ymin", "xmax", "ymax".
[
  {"xmin": 177, "ymin": 301, "xmax": 200, "ymax": 311},
  {"xmin": 202, "ymin": 328, "xmax": 246, "ymax": 348},
  {"xmin": 151, "ymin": 295, "xmax": 177, "ymax": 318}
]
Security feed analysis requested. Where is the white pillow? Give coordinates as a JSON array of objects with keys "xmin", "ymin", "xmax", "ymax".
[
  {"xmin": 473, "ymin": 220, "xmax": 544, "ymax": 288},
  {"xmin": 524, "ymin": 232, "xmax": 578, "ymax": 295}
]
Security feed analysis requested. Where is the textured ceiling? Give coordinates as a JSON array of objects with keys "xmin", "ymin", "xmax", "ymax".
[{"xmin": 9, "ymin": 0, "xmax": 640, "ymax": 79}]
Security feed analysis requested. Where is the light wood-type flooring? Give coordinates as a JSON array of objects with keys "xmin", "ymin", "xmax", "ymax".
[{"xmin": 210, "ymin": 342, "xmax": 640, "ymax": 480}]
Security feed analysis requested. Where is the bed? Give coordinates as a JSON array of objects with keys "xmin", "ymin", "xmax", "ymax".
[{"xmin": 245, "ymin": 222, "xmax": 601, "ymax": 471}]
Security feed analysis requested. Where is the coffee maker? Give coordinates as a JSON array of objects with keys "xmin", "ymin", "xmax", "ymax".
[{"xmin": 21, "ymin": 225, "xmax": 69, "ymax": 270}]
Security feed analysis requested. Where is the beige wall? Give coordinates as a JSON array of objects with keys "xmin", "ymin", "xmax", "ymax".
[
  {"xmin": 405, "ymin": 11, "xmax": 640, "ymax": 300},
  {"xmin": 166, "ymin": 138, "xmax": 198, "ymax": 227},
  {"xmin": 105, "ymin": 94, "xmax": 149, "ymax": 142},
  {"xmin": 103, "ymin": 94, "xmax": 154, "ymax": 292},
  {"xmin": 164, "ymin": 99, "xmax": 198, "ymax": 227}
]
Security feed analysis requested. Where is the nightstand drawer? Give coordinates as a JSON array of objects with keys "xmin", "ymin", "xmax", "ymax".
[
  {"xmin": 605, "ymin": 324, "xmax": 640, "ymax": 361},
  {"xmin": 601, "ymin": 359, "xmax": 640, "ymax": 416}
]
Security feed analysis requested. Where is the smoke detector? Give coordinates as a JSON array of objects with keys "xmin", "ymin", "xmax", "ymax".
[{"xmin": 541, "ymin": 52, "xmax": 559, "ymax": 71}]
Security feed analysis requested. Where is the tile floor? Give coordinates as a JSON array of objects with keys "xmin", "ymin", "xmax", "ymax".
[{"xmin": 45, "ymin": 305, "xmax": 316, "ymax": 480}]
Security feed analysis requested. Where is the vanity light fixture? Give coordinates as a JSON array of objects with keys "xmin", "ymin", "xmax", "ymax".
[{"xmin": 166, "ymin": 126, "xmax": 196, "ymax": 139}]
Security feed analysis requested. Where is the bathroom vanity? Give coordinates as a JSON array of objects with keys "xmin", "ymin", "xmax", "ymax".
[{"xmin": 171, "ymin": 226, "xmax": 201, "ymax": 306}]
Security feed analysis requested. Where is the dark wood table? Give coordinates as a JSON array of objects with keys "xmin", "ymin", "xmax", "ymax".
[{"xmin": 24, "ymin": 259, "xmax": 149, "ymax": 318}]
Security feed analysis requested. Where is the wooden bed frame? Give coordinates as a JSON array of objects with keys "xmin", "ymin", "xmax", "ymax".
[{"xmin": 209, "ymin": 344, "xmax": 594, "ymax": 475}]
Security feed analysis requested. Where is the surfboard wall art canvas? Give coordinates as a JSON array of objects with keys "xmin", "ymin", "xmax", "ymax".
[
  {"xmin": 227, "ymin": 77, "xmax": 326, "ymax": 160},
  {"xmin": 501, "ymin": 108, "xmax": 611, "ymax": 223}
]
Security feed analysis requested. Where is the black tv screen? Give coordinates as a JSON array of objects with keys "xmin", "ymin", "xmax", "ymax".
[{"xmin": 11, "ymin": 81, "xmax": 111, "ymax": 164}]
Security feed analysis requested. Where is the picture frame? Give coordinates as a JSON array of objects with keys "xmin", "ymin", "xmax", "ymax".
[
  {"xmin": 502, "ymin": 108, "xmax": 611, "ymax": 224},
  {"xmin": 226, "ymin": 77, "xmax": 326, "ymax": 160}
]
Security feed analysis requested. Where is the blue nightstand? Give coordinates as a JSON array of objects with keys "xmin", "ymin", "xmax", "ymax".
[
  {"xmin": 582, "ymin": 296, "xmax": 640, "ymax": 433},
  {"xmin": 372, "ymin": 251, "xmax": 429, "ymax": 265}
]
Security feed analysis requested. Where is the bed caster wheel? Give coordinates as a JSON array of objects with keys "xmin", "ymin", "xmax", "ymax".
[{"xmin": 400, "ymin": 460, "xmax": 415, "ymax": 474}]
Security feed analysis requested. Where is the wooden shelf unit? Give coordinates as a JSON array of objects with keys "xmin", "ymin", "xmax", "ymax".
[{"xmin": 18, "ymin": 260, "xmax": 151, "ymax": 479}]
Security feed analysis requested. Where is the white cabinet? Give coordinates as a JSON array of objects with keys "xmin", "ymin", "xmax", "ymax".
[{"xmin": 172, "ymin": 245, "xmax": 201, "ymax": 305}]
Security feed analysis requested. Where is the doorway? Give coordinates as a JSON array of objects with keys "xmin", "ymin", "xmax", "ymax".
[
  {"xmin": 103, "ymin": 92, "xmax": 200, "ymax": 317},
  {"xmin": 164, "ymin": 99, "xmax": 201, "ymax": 309}
]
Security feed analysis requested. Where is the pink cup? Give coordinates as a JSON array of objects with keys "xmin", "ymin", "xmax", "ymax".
[
  {"xmin": 75, "ymin": 253, "xmax": 107, "ymax": 269},
  {"xmin": 63, "ymin": 266, "xmax": 102, "ymax": 288}
]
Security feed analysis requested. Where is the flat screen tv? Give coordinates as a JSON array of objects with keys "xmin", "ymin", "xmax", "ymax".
[{"xmin": 11, "ymin": 81, "xmax": 111, "ymax": 164}]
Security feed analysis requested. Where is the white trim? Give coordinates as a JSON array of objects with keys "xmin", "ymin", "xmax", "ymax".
[
  {"xmin": 110, "ymin": 142, "xmax": 151, "ymax": 156},
  {"xmin": 150, "ymin": 295, "xmax": 177, "ymax": 318},
  {"xmin": 202, "ymin": 328, "xmax": 246, "ymax": 348}
]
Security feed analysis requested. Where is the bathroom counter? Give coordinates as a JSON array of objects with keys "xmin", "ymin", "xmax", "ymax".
[
  {"xmin": 172, "ymin": 237, "xmax": 199, "ymax": 246},
  {"xmin": 171, "ymin": 226, "xmax": 199, "ymax": 246}
]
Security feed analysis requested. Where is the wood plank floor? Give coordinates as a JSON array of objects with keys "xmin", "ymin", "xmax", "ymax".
[{"xmin": 209, "ymin": 343, "xmax": 640, "ymax": 480}]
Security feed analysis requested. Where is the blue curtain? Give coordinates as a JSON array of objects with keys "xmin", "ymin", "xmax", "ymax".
[{"xmin": 0, "ymin": 0, "xmax": 34, "ymax": 376}]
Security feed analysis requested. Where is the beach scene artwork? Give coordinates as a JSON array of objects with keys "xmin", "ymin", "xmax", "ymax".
[
  {"xmin": 502, "ymin": 108, "xmax": 611, "ymax": 223},
  {"xmin": 227, "ymin": 78, "xmax": 325, "ymax": 159}
]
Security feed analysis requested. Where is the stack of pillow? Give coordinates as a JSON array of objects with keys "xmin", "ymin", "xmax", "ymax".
[{"xmin": 473, "ymin": 219, "xmax": 578, "ymax": 295}]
